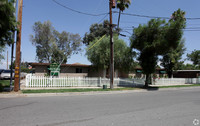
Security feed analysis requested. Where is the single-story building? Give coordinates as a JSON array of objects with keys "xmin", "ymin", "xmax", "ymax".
[
  {"xmin": 30, "ymin": 63, "xmax": 128, "ymax": 78},
  {"xmin": 130, "ymin": 68, "xmax": 200, "ymax": 78},
  {"xmin": 30, "ymin": 63, "xmax": 200, "ymax": 78}
]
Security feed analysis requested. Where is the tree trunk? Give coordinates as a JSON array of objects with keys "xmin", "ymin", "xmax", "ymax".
[
  {"xmin": 145, "ymin": 74, "xmax": 149, "ymax": 88},
  {"xmin": 168, "ymin": 70, "xmax": 173, "ymax": 78}
]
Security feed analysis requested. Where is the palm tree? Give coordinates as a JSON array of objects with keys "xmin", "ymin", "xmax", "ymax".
[
  {"xmin": 170, "ymin": 8, "xmax": 186, "ymax": 22},
  {"xmin": 116, "ymin": 0, "xmax": 131, "ymax": 33}
]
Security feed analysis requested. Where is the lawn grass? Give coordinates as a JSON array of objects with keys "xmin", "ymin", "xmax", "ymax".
[
  {"xmin": 22, "ymin": 87, "xmax": 136, "ymax": 94},
  {"xmin": 22, "ymin": 84, "xmax": 200, "ymax": 94},
  {"xmin": 0, "ymin": 80, "xmax": 13, "ymax": 92},
  {"xmin": 157, "ymin": 84, "xmax": 200, "ymax": 88}
]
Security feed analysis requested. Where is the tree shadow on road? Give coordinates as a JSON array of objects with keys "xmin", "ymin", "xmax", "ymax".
[
  {"xmin": 118, "ymin": 84, "xmax": 159, "ymax": 91},
  {"xmin": 141, "ymin": 86, "xmax": 159, "ymax": 91}
]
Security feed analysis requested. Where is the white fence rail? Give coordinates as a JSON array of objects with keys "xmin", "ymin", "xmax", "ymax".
[
  {"xmin": 153, "ymin": 78, "xmax": 200, "ymax": 85},
  {"xmin": 25, "ymin": 74, "xmax": 145, "ymax": 88},
  {"xmin": 25, "ymin": 74, "xmax": 200, "ymax": 88}
]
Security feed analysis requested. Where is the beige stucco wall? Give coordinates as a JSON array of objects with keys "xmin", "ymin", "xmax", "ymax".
[
  {"xmin": 34, "ymin": 65, "xmax": 129, "ymax": 78},
  {"xmin": 88, "ymin": 68, "xmax": 105, "ymax": 77},
  {"xmin": 60, "ymin": 73, "xmax": 88, "ymax": 77},
  {"xmin": 60, "ymin": 66, "xmax": 88, "ymax": 73},
  {"xmin": 35, "ymin": 73, "xmax": 45, "ymax": 76},
  {"xmin": 35, "ymin": 66, "xmax": 48, "ymax": 76},
  {"xmin": 34, "ymin": 65, "xmax": 89, "ymax": 77},
  {"xmin": 88, "ymin": 68, "xmax": 129, "ymax": 78}
]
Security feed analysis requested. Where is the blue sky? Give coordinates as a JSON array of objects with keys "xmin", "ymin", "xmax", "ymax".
[{"xmin": 1, "ymin": 0, "xmax": 200, "ymax": 69}]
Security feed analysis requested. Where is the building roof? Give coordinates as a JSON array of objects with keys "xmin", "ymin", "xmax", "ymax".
[
  {"xmin": 134, "ymin": 67, "xmax": 165, "ymax": 71},
  {"xmin": 176, "ymin": 70, "xmax": 200, "ymax": 72},
  {"xmin": 30, "ymin": 63, "xmax": 91, "ymax": 67}
]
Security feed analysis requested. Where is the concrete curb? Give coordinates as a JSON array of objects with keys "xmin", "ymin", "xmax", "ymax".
[{"xmin": 1, "ymin": 86, "xmax": 200, "ymax": 98}]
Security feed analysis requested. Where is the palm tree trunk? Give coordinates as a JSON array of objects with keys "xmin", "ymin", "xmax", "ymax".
[{"xmin": 117, "ymin": 10, "xmax": 121, "ymax": 34}]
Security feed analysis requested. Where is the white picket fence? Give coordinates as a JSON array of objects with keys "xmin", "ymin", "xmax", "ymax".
[
  {"xmin": 153, "ymin": 78, "xmax": 200, "ymax": 85},
  {"xmin": 25, "ymin": 74, "xmax": 145, "ymax": 87},
  {"xmin": 25, "ymin": 74, "xmax": 200, "ymax": 88}
]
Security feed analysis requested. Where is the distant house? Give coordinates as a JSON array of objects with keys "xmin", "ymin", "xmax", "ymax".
[
  {"xmin": 31, "ymin": 63, "xmax": 90, "ymax": 77},
  {"xmin": 30, "ymin": 63, "xmax": 128, "ymax": 78},
  {"xmin": 129, "ymin": 68, "xmax": 200, "ymax": 78},
  {"xmin": 173, "ymin": 70, "xmax": 200, "ymax": 78},
  {"xmin": 129, "ymin": 67, "xmax": 167, "ymax": 78}
]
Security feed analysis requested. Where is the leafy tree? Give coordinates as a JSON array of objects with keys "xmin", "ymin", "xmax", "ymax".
[
  {"xmin": 160, "ymin": 9, "xmax": 186, "ymax": 78},
  {"xmin": 180, "ymin": 63, "xmax": 200, "ymax": 70},
  {"xmin": 86, "ymin": 35, "xmax": 135, "ymax": 75},
  {"xmin": 20, "ymin": 67, "xmax": 33, "ymax": 73},
  {"xmin": 21, "ymin": 61, "xmax": 29, "ymax": 68},
  {"xmin": 131, "ymin": 9, "xmax": 186, "ymax": 87},
  {"xmin": 0, "ymin": 45, "xmax": 5, "ymax": 62},
  {"xmin": 20, "ymin": 62, "xmax": 33, "ymax": 73},
  {"xmin": 30, "ymin": 21, "xmax": 81, "ymax": 64},
  {"xmin": 160, "ymin": 39, "xmax": 186, "ymax": 78},
  {"xmin": 116, "ymin": 0, "xmax": 131, "ymax": 31},
  {"xmin": 187, "ymin": 50, "xmax": 200, "ymax": 67},
  {"xmin": 163, "ymin": 9, "xmax": 186, "ymax": 50},
  {"xmin": 0, "ymin": 0, "xmax": 17, "ymax": 46},
  {"xmin": 83, "ymin": 20, "xmax": 118, "ymax": 45},
  {"xmin": 9, "ymin": 60, "xmax": 15, "ymax": 69},
  {"xmin": 131, "ymin": 18, "xmax": 166, "ymax": 87}
]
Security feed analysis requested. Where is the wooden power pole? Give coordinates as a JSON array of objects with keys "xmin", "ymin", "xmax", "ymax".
[
  {"xmin": 14, "ymin": 0, "xmax": 23, "ymax": 92},
  {"xmin": 7, "ymin": 51, "xmax": 8, "ymax": 69},
  {"xmin": 109, "ymin": 0, "xmax": 115, "ymax": 89}
]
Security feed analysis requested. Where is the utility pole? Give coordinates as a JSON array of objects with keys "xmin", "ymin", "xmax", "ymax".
[
  {"xmin": 14, "ymin": 0, "xmax": 23, "ymax": 92},
  {"xmin": 10, "ymin": 0, "xmax": 17, "ymax": 91},
  {"xmin": 109, "ymin": 0, "xmax": 115, "ymax": 89},
  {"xmin": 7, "ymin": 51, "xmax": 8, "ymax": 69}
]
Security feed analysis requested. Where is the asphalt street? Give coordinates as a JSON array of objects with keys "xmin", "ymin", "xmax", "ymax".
[{"xmin": 0, "ymin": 88, "xmax": 200, "ymax": 126}]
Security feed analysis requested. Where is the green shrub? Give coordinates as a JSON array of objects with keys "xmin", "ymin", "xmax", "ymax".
[
  {"xmin": 0, "ymin": 83, "xmax": 3, "ymax": 92},
  {"xmin": 21, "ymin": 68, "xmax": 32, "ymax": 73}
]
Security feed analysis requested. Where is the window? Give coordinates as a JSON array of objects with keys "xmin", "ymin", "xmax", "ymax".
[
  {"xmin": 136, "ymin": 70, "xmax": 142, "ymax": 73},
  {"xmin": 159, "ymin": 70, "xmax": 166, "ymax": 74},
  {"xmin": 76, "ymin": 68, "xmax": 82, "ymax": 73}
]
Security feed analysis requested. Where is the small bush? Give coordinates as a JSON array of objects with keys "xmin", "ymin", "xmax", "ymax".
[
  {"xmin": 0, "ymin": 83, "xmax": 3, "ymax": 92},
  {"xmin": 21, "ymin": 68, "xmax": 32, "ymax": 73}
]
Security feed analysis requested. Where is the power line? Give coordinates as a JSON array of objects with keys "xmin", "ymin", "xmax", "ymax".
[
  {"xmin": 113, "ymin": 11, "xmax": 200, "ymax": 20},
  {"xmin": 185, "ymin": 27, "xmax": 200, "ymax": 29},
  {"xmin": 121, "ymin": 26, "xmax": 200, "ymax": 29},
  {"xmin": 119, "ymin": 28, "xmax": 200, "ymax": 37},
  {"xmin": 118, "ymin": 12, "xmax": 170, "ymax": 19},
  {"xmin": 185, "ymin": 50, "xmax": 194, "ymax": 52},
  {"xmin": 121, "ymin": 26, "xmax": 200, "ymax": 30},
  {"xmin": 79, "ymin": 0, "xmax": 105, "ymax": 38},
  {"xmin": 186, "ymin": 23, "xmax": 200, "ymax": 26},
  {"xmin": 120, "ymin": 21, "xmax": 146, "ymax": 24},
  {"xmin": 120, "ymin": 30, "xmax": 132, "ymax": 35},
  {"xmin": 120, "ymin": 22, "xmax": 200, "ymax": 28},
  {"xmin": 184, "ymin": 30, "xmax": 200, "ymax": 32},
  {"xmin": 122, "ymin": 28, "xmax": 200, "ymax": 32},
  {"xmin": 52, "ymin": 0, "xmax": 108, "ymax": 16},
  {"xmin": 98, "ymin": 13, "xmax": 109, "ymax": 24},
  {"xmin": 186, "ymin": 17, "xmax": 200, "ymax": 20}
]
